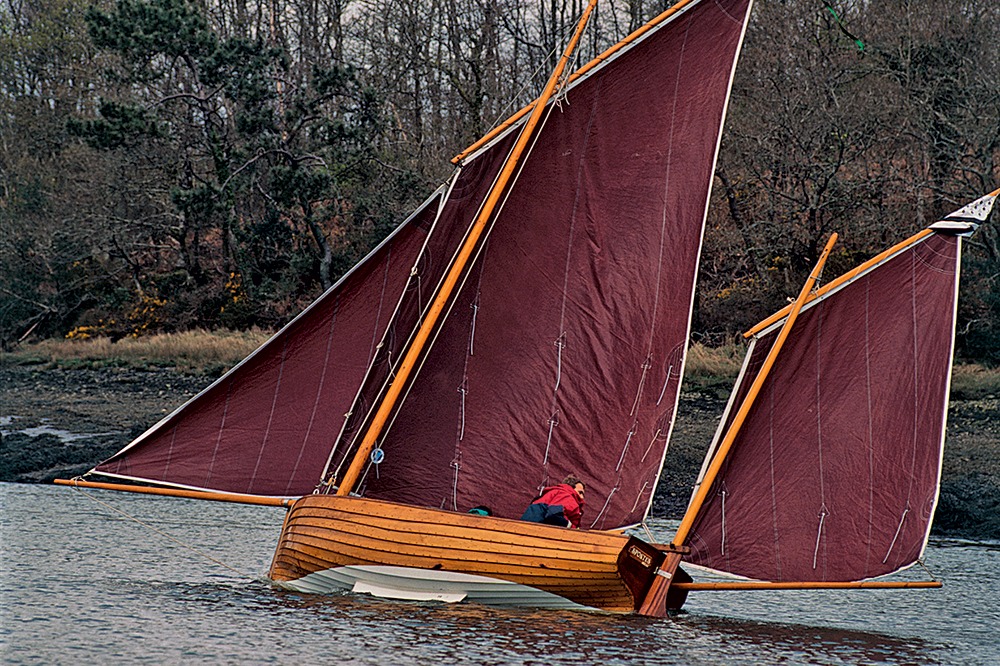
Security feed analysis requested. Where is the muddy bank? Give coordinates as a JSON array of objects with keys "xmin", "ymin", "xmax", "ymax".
[
  {"xmin": 2, "ymin": 364, "xmax": 997, "ymax": 539},
  {"xmin": 1, "ymin": 365, "xmax": 208, "ymax": 483}
]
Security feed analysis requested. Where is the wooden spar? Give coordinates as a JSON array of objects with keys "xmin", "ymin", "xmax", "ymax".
[
  {"xmin": 743, "ymin": 229, "xmax": 933, "ymax": 339},
  {"xmin": 673, "ymin": 580, "xmax": 942, "ymax": 591},
  {"xmin": 54, "ymin": 478, "xmax": 293, "ymax": 507},
  {"xmin": 671, "ymin": 233, "xmax": 839, "ymax": 548},
  {"xmin": 335, "ymin": 0, "xmax": 599, "ymax": 497},
  {"xmin": 452, "ymin": 0, "xmax": 699, "ymax": 164},
  {"xmin": 746, "ymin": 186, "xmax": 1000, "ymax": 339}
]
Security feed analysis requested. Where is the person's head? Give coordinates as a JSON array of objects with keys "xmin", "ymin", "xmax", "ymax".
[
  {"xmin": 468, "ymin": 505, "xmax": 493, "ymax": 516},
  {"xmin": 562, "ymin": 475, "xmax": 585, "ymax": 501}
]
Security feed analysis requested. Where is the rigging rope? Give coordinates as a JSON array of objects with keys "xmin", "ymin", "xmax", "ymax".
[
  {"xmin": 640, "ymin": 520, "xmax": 656, "ymax": 544},
  {"xmin": 588, "ymin": 486, "xmax": 617, "ymax": 529},
  {"xmin": 67, "ymin": 485, "xmax": 258, "ymax": 580},
  {"xmin": 484, "ymin": 47, "xmax": 560, "ymax": 138},
  {"xmin": 884, "ymin": 506, "xmax": 910, "ymax": 564},
  {"xmin": 916, "ymin": 559, "xmax": 939, "ymax": 582},
  {"xmin": 813, "ymin": 505, "xmax": 829, "ymax": 570}
]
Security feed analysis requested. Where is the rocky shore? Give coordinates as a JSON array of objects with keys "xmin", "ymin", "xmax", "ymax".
[{"xmin": 2, "ymin": 364, "xmax": 997, "ymax": 539}]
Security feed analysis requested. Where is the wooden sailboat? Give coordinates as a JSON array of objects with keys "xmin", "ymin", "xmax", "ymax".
[{"xmin": 57, "ymin": 0, "xmax": 997, "ymax": 616}]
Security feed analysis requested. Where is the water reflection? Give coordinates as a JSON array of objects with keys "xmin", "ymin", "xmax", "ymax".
[
  {"xmin": 673, "ymin": 612, "xmax": 944, "ymax": 665},
  {"xmin": 247, "ymin": 584, "xmax": 946, "ymax": 666}
]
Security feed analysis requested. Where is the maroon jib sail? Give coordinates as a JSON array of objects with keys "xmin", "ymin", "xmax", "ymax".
[
  {"xmin": 94, "ymin": 191, "xmax": 453, "ymax": 495},
  {"xmin": 683, "ymin": 191, "xmax": 998, "ymax": 581},
  {"xmin": 93, "ymin": 0, "xmax": 754, "ymax": 532}
]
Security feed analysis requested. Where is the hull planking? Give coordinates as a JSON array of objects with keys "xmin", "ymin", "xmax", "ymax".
[{"xmin": 268, "ymin": 495, "xmax": 685, "ymax": 613}]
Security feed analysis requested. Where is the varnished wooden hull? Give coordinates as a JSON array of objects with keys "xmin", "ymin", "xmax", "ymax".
[{"xmin": 268, "ymin": 494, "xmax": 675, "ymax": 613}]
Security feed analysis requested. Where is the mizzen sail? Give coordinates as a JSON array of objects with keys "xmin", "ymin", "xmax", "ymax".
[{"xmin": 684, "ymin": 191, "xmax": 998, "ymax": 581}]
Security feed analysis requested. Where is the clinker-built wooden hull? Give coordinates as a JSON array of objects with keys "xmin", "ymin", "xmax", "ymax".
[{"xmin": 269, "ymin": 495, "xmax": 685, "ymax": 613}]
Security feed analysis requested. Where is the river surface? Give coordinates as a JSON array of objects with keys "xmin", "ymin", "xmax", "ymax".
[{"xmin": 2, "ymin": 483, "xmax": 997, "ymax": 665}]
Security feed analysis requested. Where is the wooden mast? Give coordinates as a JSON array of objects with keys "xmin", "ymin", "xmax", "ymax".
[
  {"xmin": 636, "ymin": 234, "xmax": 838, "ymax": 616},
  {"xmin": 335, "ymin": 0, "xmax": 599, "ymax": 497},
  {"xmin": 672, "ymin": 232, "xmax": 840, "ymax": 547}
]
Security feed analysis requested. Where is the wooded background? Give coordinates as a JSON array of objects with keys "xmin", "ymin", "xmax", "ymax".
[{"xmin": 2, "ymin": 0, "xmax": 998, "ymax": 361}]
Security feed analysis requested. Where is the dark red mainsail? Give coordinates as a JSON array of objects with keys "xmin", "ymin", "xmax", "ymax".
[
  {"xmin": 360, "ymin": 0, "xmax": 753, "ymax": 528},
  {"xmin": 683, "ymin": 192, "xmax": 997, "ymax": 581}
]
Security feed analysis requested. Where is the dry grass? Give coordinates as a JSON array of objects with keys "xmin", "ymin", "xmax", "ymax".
[
  {"xmin": 682, "ymin": 342, "xmax": 1000, "ymax": 397},
  {"xmin": 3, "ymin": 331, "xmax": 999, "ymax": 395},
  {"xmin": 950, "ymin": 362, "xmax": 1000, "ymax": 399},
  {"xmin": 682, "ymin": 341, "xmax": 746, "ymax": 389},
  {"xmin": 2, "ymin": 329, "xmax": 273, "ymax": 374}
]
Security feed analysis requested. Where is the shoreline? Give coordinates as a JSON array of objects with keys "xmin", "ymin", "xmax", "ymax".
[{"xmin": 2, "ymin": 364, "xmax": 997, "ymax": 540}]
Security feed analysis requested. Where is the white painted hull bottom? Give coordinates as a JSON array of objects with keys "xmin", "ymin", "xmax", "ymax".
[{"xmin": 272, "ymin": 564, "xmax": 589, "ymax": 610}]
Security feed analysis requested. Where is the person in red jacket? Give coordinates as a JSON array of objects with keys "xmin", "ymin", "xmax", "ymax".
[{"xmin": 520, "ymin": 475, "xmax": 586, "ymax": 528}]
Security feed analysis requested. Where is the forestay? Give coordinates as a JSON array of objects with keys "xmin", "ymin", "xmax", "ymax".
[{"xmin": 684, "ymin": 192, "xmax": 998, "ymax": 581}]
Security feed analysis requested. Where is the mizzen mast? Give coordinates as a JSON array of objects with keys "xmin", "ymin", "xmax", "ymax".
[{"xmin": 671, "ymin": 233, "xmax": 839, "ymax": 547}]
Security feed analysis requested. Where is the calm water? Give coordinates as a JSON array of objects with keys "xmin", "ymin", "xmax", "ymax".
[{"xmin": 2, "ymin": 483, "xmax": 998, "ymax": 665}]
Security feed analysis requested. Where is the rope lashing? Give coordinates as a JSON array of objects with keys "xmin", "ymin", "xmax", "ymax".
[
  {"xmin": 630, "ymin": 355, "xmax": 653, "ymax": 416},
  {"xmin": 588, "ymin": 485, "xmax": 617, "ymax": 529},
  {"xmin": 720, "ymin": 486, "xmax": 728, "ymax": 556},
  {"xmin": 543, "ymin": 412, "xmax": 559, "ymax": 465},
  {"xmin": 641, "ymin": 428, "xmax": 663, "ymax": 463},
  {"xmin": 813, "ymin": 505, "xmax": 830, "ymax": 569},
  {"xmin": 884, "ymin": 506, "xmax": 910, "ymax": 564},
  {"xmin": 553, "ymin": 335, "xmax": 566, "ymax": 392},
  {"xmin": 450, "ymin": 457, "xmax": 461, "ymax": 511},
  {"xmin": 458, "ymin": 382, "xmax": 468, "ymax": 440},
  {"xmin": 469, "ymin": 302, "xmax": 479, "ymax": 355},
  {"xmin": 615, "ymin": 424, "xmax": 637, "ymax": 472}
]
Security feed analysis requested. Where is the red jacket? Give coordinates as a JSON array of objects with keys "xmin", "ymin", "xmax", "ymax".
[{"xmin": 532, "ymin": 483, "xmax": 584, "ymax": 528}]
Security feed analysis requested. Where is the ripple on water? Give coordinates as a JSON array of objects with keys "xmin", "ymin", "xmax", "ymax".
[{"xmin": 2, "ymin": 483, "xmax": 998, "ymax": 665}]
